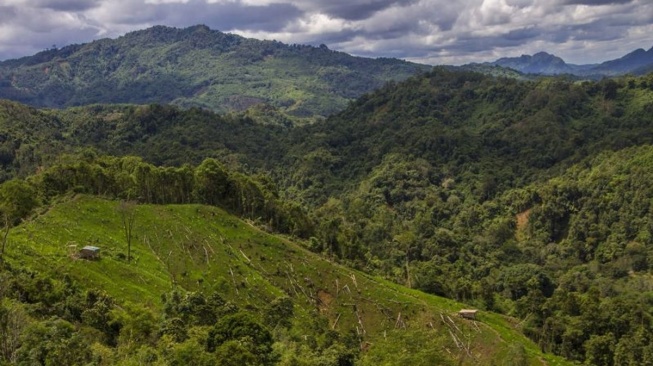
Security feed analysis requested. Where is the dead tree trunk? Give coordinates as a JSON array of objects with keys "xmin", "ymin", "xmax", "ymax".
[
  {"xmin": 0, "ymin": 214, "xmax": 10, "ymax": 264},
  {"xmin": 118, "ymin": 201, "xmax": 136, "ymax": 262}
]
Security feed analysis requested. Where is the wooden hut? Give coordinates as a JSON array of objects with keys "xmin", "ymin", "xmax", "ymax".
[
  {"xmin": 458, "ymin": 309, "xmax": 478, "ymax": 320},
  {"xmin": 79, "ymin": 246, "xmax": 100, "ymax": 260}
]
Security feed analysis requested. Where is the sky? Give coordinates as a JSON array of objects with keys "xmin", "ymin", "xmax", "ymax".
[{"xmin": 0, "ymin": 0, "xmax": 651, "ymax": 65}]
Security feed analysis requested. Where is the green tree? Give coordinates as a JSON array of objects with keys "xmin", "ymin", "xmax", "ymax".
[
  {"xmin": 0, "ymin": 179, "xmax": 38, "ymax": 262},
  {"xmin": 263, "ymin": 297, "xmax": 294, "ymax": 329},
  {"xmin": 214, "ymin": 340, "xmax": 258, "ymax": 366},
  {"xmin": 584, "ymin": 333, "xmax": 615, "ymax": 366},
  {"xmin": 193, "ymin": 159, "xmax": 229, "ymax": 206},
  {"xmin": 16, "ymin": 318, "xmax": 92, "ymax": 365},
  {"xmin": 206, "ymin": 312, "xmax": 275, "ymax": 365}
]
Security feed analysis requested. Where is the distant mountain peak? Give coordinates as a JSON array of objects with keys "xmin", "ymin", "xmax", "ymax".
[
  {"xmin": 590, "ymin": 45, "xmax": 653, "ymax": 75},
  {"xmin": 481, "ymin": 46, "xmax": 653, "ymax": 77},
  {"xmin": 532, "ymin": 51, "xmax": 555, "ymax": 57},
  {"xmin": 490, "ymin": 51, "xmax": 572, "ymax": 75}
]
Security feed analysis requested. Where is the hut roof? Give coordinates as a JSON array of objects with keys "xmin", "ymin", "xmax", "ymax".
[
  {"xmin": 458, "ymin": 309, "xmax": 479, "ymax": 319},
  {"xmin": 459, "ymin": 309, "xmax": 478, "ymax": 314}
]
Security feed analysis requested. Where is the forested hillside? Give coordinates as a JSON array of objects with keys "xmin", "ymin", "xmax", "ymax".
[
  {"xmin": 277, "ymin": 70, "xmax": 653, "ymax": 364},
  {"xmin": 0, "ymin": 25, "xmax": 430, "ymax": 123},
  {"xmin": 1, "ymin": 68, "xmax": 653, "ymax": 364},
  {"xmin": 0, "ymin": 154, "xmax": 570, "ymax": 365}
]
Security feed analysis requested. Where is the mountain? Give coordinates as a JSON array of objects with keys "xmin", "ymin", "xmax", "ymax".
[
  {"xmin": 489, "ymin": 51, "xmax": 585, "ymax": 75},
  {"xmin": 483, "ymin": 46, "xmax": 653, "ymax": 76},
  {"xmin": 591, "ymin": 47, "xmax": 653, "ymax": 75},
  {"xmin": 0, "ymin": 25, "xmax": 430, "ymax": 122}
]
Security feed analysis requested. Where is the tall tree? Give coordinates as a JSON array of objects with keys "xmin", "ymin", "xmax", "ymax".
[{"xmin": 0, "ymin": 179, "xmax": 38, "ymax": 263}]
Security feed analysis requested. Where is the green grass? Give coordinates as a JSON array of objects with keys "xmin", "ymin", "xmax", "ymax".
[{"xmin": 5, "ymin": 195, "xmax": 573, "ymax": 365}]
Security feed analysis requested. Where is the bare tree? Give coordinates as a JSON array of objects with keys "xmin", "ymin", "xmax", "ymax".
[
  {"xmin": 0, "ymin": 302, "xmax": 28, "ymax": 363},
  {"xmin": 117, "ymin": 200, "xmax": 137, "ymax": 262}
]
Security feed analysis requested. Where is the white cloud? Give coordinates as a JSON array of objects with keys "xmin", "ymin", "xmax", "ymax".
[{"xmin": 291, "ymin": 13, "xmax": 353, "ymax": 35}]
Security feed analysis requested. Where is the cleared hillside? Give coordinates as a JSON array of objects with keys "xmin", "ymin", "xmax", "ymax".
[{"xmin": 1, "ymin": 195, "xmax": 570, "ymax": 365}]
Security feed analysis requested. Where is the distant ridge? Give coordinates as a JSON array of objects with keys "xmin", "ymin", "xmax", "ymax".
[
  {"xmin": 591, "ymin": 47, "xmax": 653, "ymax": 75},
  {"xmin": 0, "ymin": 25, "xmax": 430, "ymax": 121},
  {"xmin": 480, "ymin": 46, "xmax": 653, "ymax": 77},
  {"xmin": 491, "ymin": 52, "xmax": 581, "ymax": 75}
]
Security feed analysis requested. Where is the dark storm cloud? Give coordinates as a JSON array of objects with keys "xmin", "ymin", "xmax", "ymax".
[
  {"xmin": 99, "ymin": 3, "xmax": 166, "ymax": 25},
  {"xmin": 417, "ymin": 20, "xmax": 627, "ymax": 58},
  {"xmin": 447, "ymin": 31, "xmax": 543, "ymax": 53},
  {"xmin": 315, "ymin": 0, "xmax": 417, "ymax": 21},
  {"xmin": 503, "ymin": 27, "xmax": 540, "ymax": 42},
  {"xmin": 565, "ymin": 20, "xmax": 630, "ymax": 41},
  {"xmin": 561, "ymin": 0, "xmax": 633, "ymax": 5},
  {"xmin": 303, "ymin": 21, "xmax": 413, "ymax": 48},
  {"xmin": 0, "ymin": 6, "xmax": 17, "ymax": 24},
  {"xmin": 545, "ymin": 27, "xmax": 574, "ymax": 43},
  {"xmin": 31, "ymin": 0, "xmax": 102, "ymax": 11},
  {"xmin": 505, "ymin": 0, "xmax": 535, "ymax": 8},
  {"xmin": 99, "ymin": 0, "xmax": 302, "ymax": 32},
  {"xmin": 299, "ymin": 2, "xmax": 460, "ymax": 51},
  {"xmin": 168, "ymin": 2, "xmax": 303, "ymax": 32},
  {"xmin": 303, "ymin": 29, "xmax": 362, "ymax": 46}
]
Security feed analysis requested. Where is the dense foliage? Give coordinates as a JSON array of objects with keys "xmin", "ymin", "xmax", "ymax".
[
  {"xmin": 0, "ymin": 263, "xmax": 359, "ymax": 365},
  {"xmin": 282, "ymin": 71, "xmax": 653, "ymax": 365},
  {"xmin": 18, "ymin": 153, "xmax": 310, "ymax": 237},
  {"xmin": 1, "ymin": 67, "xmax": 653, "ymax": 364}
]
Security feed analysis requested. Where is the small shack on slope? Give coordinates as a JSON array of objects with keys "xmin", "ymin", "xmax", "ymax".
[
  {"xmin": 79, "ymin": 246, "xmax": 100, "ymax": 260},
  {"xmin": 458, "ymin": 309, "xmax": 478, "ymax": 320}
]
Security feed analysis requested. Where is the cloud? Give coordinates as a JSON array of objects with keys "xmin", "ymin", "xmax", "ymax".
[
  {"xmin": 503, "ymin": 27, "xmax": 540, "ymax": 41},
  {"xmin": 561, "ymin": 0, "xmax": 633, "ymax": 5},
  {"xmin": 0, "ymin": 0, "xmax": 651, "ymax": 65},
  {"xmin": 0, "ymin": 7, "xmax": 18, "ymax": 25},
  {"xmin": 174, "ymin": 1, "xmax": 302, "ymax": 31},
  {"xmin": 307, "ymin": 0, "xmax": 418, "ymax": 21},
  {"xmin": 30, "ymin": 0, "xmax": 103, "ymax": 11},
  {"xmin": 87, "ymin": 0, "xmax": 301, "ymax": 31}
]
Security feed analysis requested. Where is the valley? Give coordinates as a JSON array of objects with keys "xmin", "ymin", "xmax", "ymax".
[{"xmin": 0, "ymin": 24, "xmax": 652, "ymax": 366}]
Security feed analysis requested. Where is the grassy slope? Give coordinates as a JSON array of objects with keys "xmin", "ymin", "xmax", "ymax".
[{"xmin": 5, "ymin": 195, "xmax": 571, "ymax": 365}]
